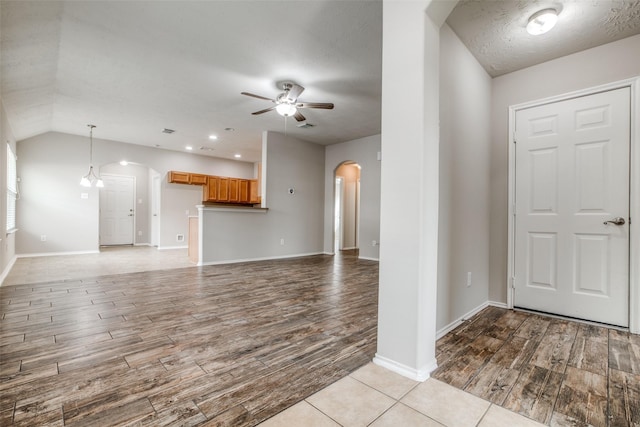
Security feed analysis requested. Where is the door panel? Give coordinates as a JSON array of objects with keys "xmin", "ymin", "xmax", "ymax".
[
  {"xmin": 100, "ymin": 175, "xmax": 135, "ymax": 245},
  {"xmin": 514, "ymin": 87, "xmax": 630, "ymax": 327}
]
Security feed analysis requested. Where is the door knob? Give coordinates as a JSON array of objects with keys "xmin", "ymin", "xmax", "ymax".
[{"xmin": 603, "ymin": 217, "xmax": 625, "ymax": 226}]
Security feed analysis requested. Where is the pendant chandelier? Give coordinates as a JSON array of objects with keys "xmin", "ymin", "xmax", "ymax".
[{"xmin": 80, "ymin": 124, "xmax": 104, "ymax": 188}]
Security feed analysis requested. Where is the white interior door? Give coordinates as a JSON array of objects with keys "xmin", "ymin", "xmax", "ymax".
[
  {"xmin": 514, "ymin": 87, "xmax": 630, "ymax": 327},
  {"xmin": 100, "ymin": 175, "xmax": 135, "ymax": 246}
]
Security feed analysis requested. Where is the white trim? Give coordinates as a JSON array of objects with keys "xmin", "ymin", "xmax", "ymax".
[
  {"xmin": 157, "ymin": 245, "xmax": 188, "ymax": 251},
  {"xmin": 436, "ymin": 301, "xmax": 490, "ymax": 339},
  {"xmin": 358, "ymin": 256, "xmax": 379, "ymax": 261},
  {"xmin": 16, "ymin": 250, "xmax": 100, "ymax": 258},
  {"xmin": 198, "ymin": 251, "xmax": 325, "ymax": 267},
  {"xmin": 0, "ymin": 255, "xmax": 18, "ymax": 286},
  {"xmin": 133, "ymin": 243, "xmax": 152, "ymax": 247},
  {"xmin": 372, "ymin": 353, "xmax": 436, "ymax": 382},
  {"xmin": 507, "ymin": 77, "xmax": 640, "ymax": 334},
  {"xmin": 342, "ymin": 246, "xmax": 357, "ymax": 250},
  {"xmin": 488, "ymin": 300, "xmax": 508, "ymax": 309}
]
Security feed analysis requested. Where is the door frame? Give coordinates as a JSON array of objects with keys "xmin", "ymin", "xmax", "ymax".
[{"xmin": 507, "ymin": 77, "xmax": 640, "ymax": 334}]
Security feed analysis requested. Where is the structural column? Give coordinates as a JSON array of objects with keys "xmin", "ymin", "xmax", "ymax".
[{"xmin": 374, "ymin": 0, "xmax": 456, "ymax": 380}]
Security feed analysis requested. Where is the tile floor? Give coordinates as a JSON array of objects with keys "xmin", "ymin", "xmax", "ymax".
[
  {"xmin": 259, "ymin": 363, "xmax": 545, "ymax": 427},
  {"xmin": 1, "ymin": 246, "xmax": 553, "ymax": 426}
]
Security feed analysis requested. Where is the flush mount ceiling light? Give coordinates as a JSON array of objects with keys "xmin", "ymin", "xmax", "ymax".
[
  {"xmin": 527, "ymin": 8, "xmax": 558, "ymax": 35},
  {"xmin": 80, "ymin": 124, "xmax": 104, "ymax": 188}
]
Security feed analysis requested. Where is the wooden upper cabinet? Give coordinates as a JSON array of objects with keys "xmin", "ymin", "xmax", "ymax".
[
  {"xmin": 229, "ymin": 178, "xmax": 239, "ymax": 202},
  {"xmin": 173, "ymin": 171, "xmax": 258, "ymax": 205},
  {"xmin": 168, "ymin": 171, "xmax": 190, "ymax": 184},
  {"xmin": 204, "ymin": 176, "xmax": 218, "ymax": 201},
  {"xmin": 217, "ymin": 177, "xmax": 230, "ymax": 201},
  {"xmin": 249, "ymin": 180, "xmax": 259, "ymax": 204},
  {"xmin": 168, "ymin": 171, "xmax": 208, "ymax": 185},
  {"xmin": 189, "ymin": 173, "xmax": 208, "ymax": 185},
  {"xmin": 238, "ymin": 180, "xmax": 249, "ymax": 203}
]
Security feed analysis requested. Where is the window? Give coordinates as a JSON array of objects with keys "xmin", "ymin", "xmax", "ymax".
[{"xmin": 6, "ymin": 143, "xmax": 17, "ymax": 232}]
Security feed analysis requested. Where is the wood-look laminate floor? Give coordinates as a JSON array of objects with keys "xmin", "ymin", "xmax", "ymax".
[
  {"xmin": 433, "ymin": 306, "xmax": 640, "ymax": 427},
  {"xmin": 0, "ymin": 251, "xmax": 378, "ymax": 426}
]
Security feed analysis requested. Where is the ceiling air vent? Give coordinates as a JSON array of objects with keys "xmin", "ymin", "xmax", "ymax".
[
  {"xmin": 296, "ymin": 122, "xmax": 315, "ymax": 129},
  {"xmin": 162, "ymin": 128, "xmax": 176, "ymax": 134},
  {"xmin": 200, "ymin": 146, "xmax": 215, "ymax": 151}
]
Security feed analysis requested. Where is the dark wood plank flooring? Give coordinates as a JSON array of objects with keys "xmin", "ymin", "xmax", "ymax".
[
  {"xmin": 433, "ymin": 306, "xmax": 640, "ymax": 427},
  {"xmin": 1, "ymin": 252, "xmax": 378, "ymax": 426}
]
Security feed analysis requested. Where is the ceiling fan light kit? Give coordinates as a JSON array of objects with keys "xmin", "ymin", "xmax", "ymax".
[
  {"xmin": 527, "ymin": 8, "xmax": 558, "ymax": 35},
  {"xmin": 241, "ymin": 82, "xmax": 334, "ymax": 122}
]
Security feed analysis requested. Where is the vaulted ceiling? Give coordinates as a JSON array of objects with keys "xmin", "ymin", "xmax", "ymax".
[{"xmin": 2, "ymin": 1, "xmax": 640, "ymax": 163}]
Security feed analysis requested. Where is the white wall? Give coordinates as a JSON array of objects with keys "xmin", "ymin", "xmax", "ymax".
[
  {"xmin": 200, "ymin": 131, "xmax": 325, "ymax": 263},
  {"xmin": 16, "ymin": 132, "xmax": 253, "ymax": 254},
  {"xmin": 1, "ymin": 101, "xmax": 17, "ymax": 283},
  {"xmin": 324, "ymin": 134, "xmax": 381, "ymax": 260},
  {"xmin": 489, "ymin": 34, "xmax": 640, "ymax": 303},
  {"xmin": 437, "ymin": 24, "xmax": 492, "ymax": 331}
]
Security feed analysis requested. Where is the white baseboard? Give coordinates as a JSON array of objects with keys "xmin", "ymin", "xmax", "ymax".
[
  {"xmin": 373, "ymin": 353, "xmax": 437, "ymax": 382},
  {"xmin": 134, "ymin": 243, "xmax": 152, "ymax": 247},
  {"xmin": 157, "ymin": 245, "xmax": 188, "ymax": 250},
  {"xmin": 0, "ymin": 255, "xmax": 17, "ymax": 287},
  {"xmin": 436, "ymin": 300, "xmax": 511, "ymax": 339},
  {"xmin": 198, "ymin": 251, "xmax": 326, "ymax": 266},
  {"xmin": 358, "ymin": 256, "xmax": 379, "ymax": 261},
  {"xmin": 16, "ymin": 250, "xmax": 100, "ymax": 258},
  {"xmin": 488, "ymin": 300, "xmax": 508, "ymax": 309},
  {"xmin": 342, "ymin": 246, "xmax": 357, "ymax": 250}
]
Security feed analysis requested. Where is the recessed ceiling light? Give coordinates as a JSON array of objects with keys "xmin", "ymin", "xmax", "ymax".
[
  {"xmin": 185, "ymin": 146, "xmax": 193, "ymax": 151},
  {"xmin": 527, "ymin": 9, "xmax": 558, "ymax": 35},
  {"xmin": 234, "ymin": 154, "xmax": 242, "ymax": 158},
  {"xmin": 119, "ymin": 160, "xmax": 128, "ymax": 166},
  {"xmin": 209, "ymin": 135, "xmax": 218, "ymax": 140}
]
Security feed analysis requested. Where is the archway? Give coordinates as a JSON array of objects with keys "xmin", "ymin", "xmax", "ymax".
[{"xmin": 334, "ymin": 161, "xmax": 361, "ymax": 254}]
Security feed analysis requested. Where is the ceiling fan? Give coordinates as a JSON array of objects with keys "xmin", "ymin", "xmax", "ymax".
[{"xmin": 241, "ymin": 82, "xmax": 334, "ymax": 122}]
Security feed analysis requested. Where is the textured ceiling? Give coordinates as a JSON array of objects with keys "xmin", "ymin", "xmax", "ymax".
[
  {"xmin": 3, "ymin": 1, "xmax": 640, "ymax": 164},
  {"xmin": 447, "ymin": 0, "xmax": 640, "ymax": 77}
]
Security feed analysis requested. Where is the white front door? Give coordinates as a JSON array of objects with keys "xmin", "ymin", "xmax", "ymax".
[
  {"xmin": 100, "ymin": 175, "xmax": 135, "ymax": 245},
  {"xmin": 514, "ymin": 87, "xmax": 630, "ymax": 327}
]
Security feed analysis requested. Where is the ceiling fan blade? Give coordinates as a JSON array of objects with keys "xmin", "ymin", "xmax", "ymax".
[
  {"xmin": 251, "ymin": 106, "xmax": 276, "ymax": 115},
  {"xmin": 293, "ymin": 111, "xmax": 306, "ymax": 122},
  {"xmin": 241, "ymin": 92, "xmax": 275, "ymax": 102},
  {"xmin": 297, "ymin": 102, "xmax": 334, "ymax": 110},
  {"xmin": 285, "ymin": 84, "xmax": 305, "ymax": 102}
]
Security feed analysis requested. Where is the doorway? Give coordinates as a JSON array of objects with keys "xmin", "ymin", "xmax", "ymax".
[
  {"xmin": 508, "ymin": 82, "xmax": 637, "ymax": 328},
  {"xmin": 334, "ymin": 162, "xmax": 361, "ymax": 253},
  {"xmin": 99, "ymin": 174, "xmax": 135, "ymax": 246}
]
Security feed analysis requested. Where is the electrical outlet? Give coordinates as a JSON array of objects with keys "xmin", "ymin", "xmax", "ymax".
[
  {"xmin": 466, "ymin": 272, "xmax": 472, "ymax": 287},
  {"xmin": 40, "ymin": 235, "xmax": 47, "ymax": 242},
  {"xmin": 280, "ymin": 238, "xmax": 285, "ymax": 245},
  {"xmin": 177, "ymin": 234, "xmax": 184, "ymax": 242}
]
